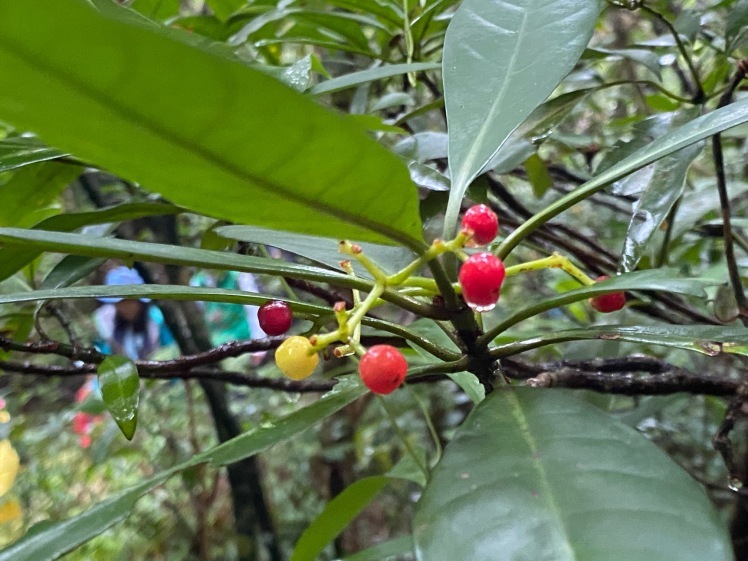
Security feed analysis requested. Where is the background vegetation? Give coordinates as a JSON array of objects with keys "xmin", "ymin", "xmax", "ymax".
[{"xmin": 0, "ymin": 0, "xmax": 747, "ymax": 559}]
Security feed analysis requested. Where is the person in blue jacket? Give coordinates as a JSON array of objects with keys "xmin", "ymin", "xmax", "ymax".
[{"xmin": 93, "ymin": 266, "xmax": 174, "ymax": 360}]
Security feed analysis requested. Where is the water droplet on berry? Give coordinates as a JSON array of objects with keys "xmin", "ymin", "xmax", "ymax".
[{"xmin": 468, "ymin": 302, "xmax": 496, "ymax": 313}]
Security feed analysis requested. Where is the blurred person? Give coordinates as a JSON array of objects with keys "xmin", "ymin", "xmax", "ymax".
[
  {"xmin": 190, "ymin": 270, "xmax": 267, "ymax": 365},
  {"xmin": 94, "ymin": 266, "xmax": 174, "ymax": 360},
  {"xmin": 74, "ymin": 267, "xmax": 174, "ymax": 448}
]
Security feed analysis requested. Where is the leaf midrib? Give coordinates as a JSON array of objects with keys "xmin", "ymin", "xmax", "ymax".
[
  {"xmin": 0, "ymin": 20, "xmax": 425, "ymax": 252},
  {"xmin": 508, "ymin": 390, "xmax": 577, "ymax": 560}
]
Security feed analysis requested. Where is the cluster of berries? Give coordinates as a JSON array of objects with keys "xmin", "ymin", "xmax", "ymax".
[
  {"xmin": 259, "ymin": 300, "xmax": 406, "ymax": 394},
  {"xmin": 458, "ymin": 204, "xmax": 625, "ymax": 313},
  {"xmin": 260, "ymin": 204, "xmax": 625, "ymax": 395}
]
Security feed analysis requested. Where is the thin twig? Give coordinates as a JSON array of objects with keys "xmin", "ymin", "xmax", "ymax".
[{"xmin": 712, "ymin": 60, "xmax": 748, "ymax": 325}]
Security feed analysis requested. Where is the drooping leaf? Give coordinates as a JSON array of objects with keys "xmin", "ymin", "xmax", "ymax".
[
  {"xmin": 291, "ymin": 476, "xmax": 390, "ymax": 561},
  {"xmin": 216, "ymin": 225, "xmax": 415, "ymax": 278},
  {"xmin": 0, "ymin": 379, "xmax": 366, "ymax": 561},
  {"xmin": 97, "ymin": 356, "xmax": 140, "ymax": 440},
  {"xmin": 0, "ymin": 136, "xmax": 65, "ymax": 173},
  {"xmin": 442, "ymin": 0, "xmax": 602, "ymax": 237},
  {"xmin": 621, "ymin": 108, "xmax": 703, "ymax": 271},
  {"xmin": 414, "ymin": 388, "xmax": 733, "ymax": 561},
  {"xmin": 0, "ymin": 0, "xmax": 424, "ymax": 248}
]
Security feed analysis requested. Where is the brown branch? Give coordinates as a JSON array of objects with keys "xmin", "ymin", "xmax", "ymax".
[
  {"xmin": 523, "ymin": 369, "xmax": 738, "ymax": 396},
  {"xmin": 0, "ymin": 360, "xmax": 337, "ymax": 393},
  {"xmin": 713, "ymin": 59, "xmax": 748, "ymax": 325},
  {"xmin": 502, "ymin": 355, "xmax": 740, "ymax": 396}
]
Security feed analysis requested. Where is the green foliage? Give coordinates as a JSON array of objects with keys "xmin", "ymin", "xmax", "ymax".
[
  {"xmin": 414, "ymin": 388, "xmax": 733, "ymax": 561},
  {"xmin": 0, "ymin": 0, "xmax": 745, "ymax": 559}
]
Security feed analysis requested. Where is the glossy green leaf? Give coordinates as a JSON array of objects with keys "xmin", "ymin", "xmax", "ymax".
[
  {"xmin": 97, "ymin": 356, "xmax": 140, "ymax": 440},
  {"xmin": 339, "ymin": 536, "xmax": 413, "ymax": 561},
  {"xmin": 414, "ymin": 387, "xmax": 732, "ymax": 561},
  {"xmin": 310, "ymin": 62, "xmax": 440, "ymax": 95},
  {"xmin": 291, "ymin": 476, "xmax": 390, "ymax": 561},
  {"xmin": 0, "ymin": 202, "xmax": 180, "ymax": 282},
  {"xmin": 0, "ymin": 379, "xmax": 366, "ymax": 561},
  {"xmin": 0, "ymin": 136, "xmax": 65, "ymax": 173},
  {"xmin": 620, "ymin": 109, "xmax": 703, "ymax": 271},
  {"xmin": 498, "ymin": 96, "xmax": 748, "ymax": 258},
  {"xmin": 0, "ymin": 228, "xmax": 360, "ymax": 289},
  {"xmin": 492, "ymin": 324, "xmax": 748, "ymax": 358},
  {"xmin": 0, "ymin": 0, "xmax": 424, "ymax": 248},
  {"xmin": 442, "ymin": 0, "xmax": 602, "ymax": 237},
  {"xmin": 216, "ymin": 225, "xmax": 415, "ymax": 278}
]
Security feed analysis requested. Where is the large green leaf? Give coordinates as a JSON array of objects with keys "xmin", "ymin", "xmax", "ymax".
[
  {"xmin": 621, "ymin": 109, "xmax": 703, "ymax": 271},
  {"xmin": 97, "ymin": 356, "xmax": 140, "ymax": 440},
  {"xmin": 414, "ymin": 388, "xmax": 732, "ymax": 561},
  {"xmin": 491, "ymin": 325, "xmax": 748, "ymax": 358},
  {"xmin": 498, "ymin": 96, "xmax": 748, "ymax": 258},
  {"xmin": 0, "ymin": 379, "xmax": 366, "ymax": 561},
  {"xmin": 442, "ymin": 0, "xmax": 601, "ymax": 237},
  {"xmin": 0, "ymin": 0, "xmax": 424, "ymax": 249}
]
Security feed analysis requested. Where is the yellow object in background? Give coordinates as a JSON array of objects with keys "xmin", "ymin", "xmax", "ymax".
[
  {"xmin": 0, "ymin": 440, "xmax": 19, "ymax": 498},
  {"xmin": 0, "ymin": 499, "xmax": 22, "ymax": 524}
]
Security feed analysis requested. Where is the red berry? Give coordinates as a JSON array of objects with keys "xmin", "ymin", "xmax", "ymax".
[
  {"xmin": 359, "ymin": 345, "xmax": 408, "ymax": 395},
  {"xmin": 461, "ymin": 204, "xmax": 499, "ymax": 246},
  {"xmin": 258, "ymin": 300, "xmax": 293, "ymax": 336},
  {"xmin": 458, "ymin": 252, "xmax": 506, "ymax": 311},
  {"xmin": 589, "ymin": 275, "xmax": 626, "ymax": 313}
]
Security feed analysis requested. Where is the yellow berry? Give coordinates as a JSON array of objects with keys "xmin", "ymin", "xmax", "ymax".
[{"xmin": 275, "ymin": 336, "xmax": 319, "ymax": 380}]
